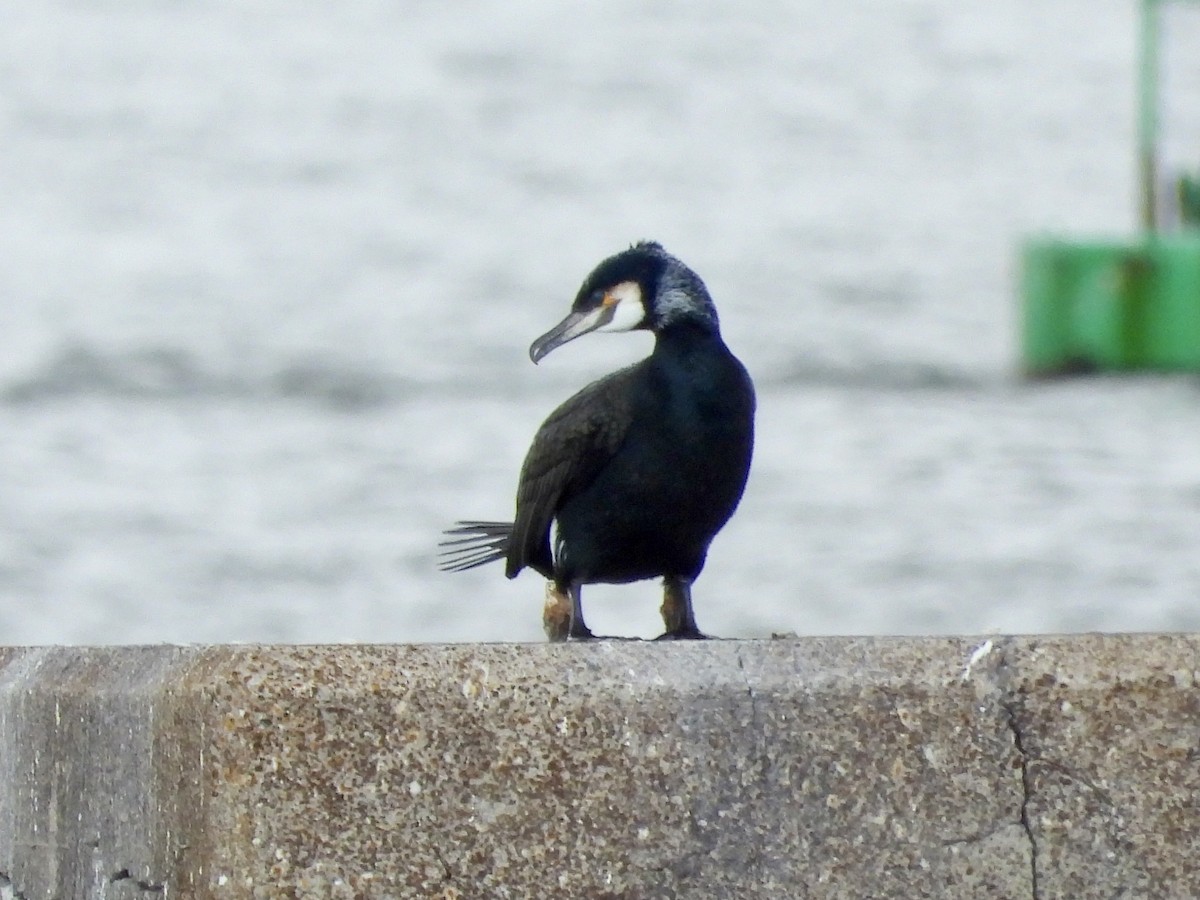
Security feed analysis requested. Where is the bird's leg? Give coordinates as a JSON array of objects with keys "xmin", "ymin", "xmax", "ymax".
[
  {"xmin": 566, "ymin": 582, "xmax": 595, "ymax": 640},
  {"xmin": 657, "ymin": 576, "xmax": 708, "ymax": 640},
  {"xmin": 542, "ymin": 581, "xmax": 571, "ymax": 642},
  {"xmin": 544, "ymin": 580, "xmax": 595, "ymax": 641}
]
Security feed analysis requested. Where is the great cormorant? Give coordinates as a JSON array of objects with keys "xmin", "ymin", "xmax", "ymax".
[{"xmin": 440, "ymin": 241, "xmax": 755, "ymax": 641}]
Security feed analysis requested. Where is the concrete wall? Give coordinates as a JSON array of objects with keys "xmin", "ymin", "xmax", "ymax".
[{"xmin": 0, "ymin": 636, "xmax": 1197, "ymax": 899}]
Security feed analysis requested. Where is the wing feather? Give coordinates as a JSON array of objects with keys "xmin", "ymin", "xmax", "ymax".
[{"xmin": 506, "ymin": 364, "xmax": 639, "ymax": 577}]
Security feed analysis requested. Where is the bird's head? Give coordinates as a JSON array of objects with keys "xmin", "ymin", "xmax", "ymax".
[{"xmin": 529, "ymin": 241, "xmax": 719, "ymax": 364}]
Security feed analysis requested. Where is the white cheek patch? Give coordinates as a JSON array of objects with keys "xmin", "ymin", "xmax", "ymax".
[{"xmin": 598, "ymin": 281, "xmax": 645, "ymax": 332}]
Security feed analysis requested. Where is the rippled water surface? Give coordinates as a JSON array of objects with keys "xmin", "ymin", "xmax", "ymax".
[{"xmin": 2, "ymin": 1, "xmax": 1200, "ymax": 643}]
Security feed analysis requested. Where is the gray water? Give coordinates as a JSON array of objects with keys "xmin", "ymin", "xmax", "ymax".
[{"xmin": 3, "ymin": 0, "xmax": 1200, "ymax": 644}]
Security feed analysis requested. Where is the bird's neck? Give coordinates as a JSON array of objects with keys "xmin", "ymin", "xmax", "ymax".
[{"xmin": 653, "ymin": 318, "xmax": 724, "ymax": 352}]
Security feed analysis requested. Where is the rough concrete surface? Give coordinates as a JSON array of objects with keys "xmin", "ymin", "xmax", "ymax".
[{"xmin": 0, "ymin": 636, "xmax": 1196, "ymax": 898}]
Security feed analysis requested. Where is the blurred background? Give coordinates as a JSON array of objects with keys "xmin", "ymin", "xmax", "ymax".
[{"xmin": 1, "ymin": 0, "xmax": 1199, "ymax": 644}]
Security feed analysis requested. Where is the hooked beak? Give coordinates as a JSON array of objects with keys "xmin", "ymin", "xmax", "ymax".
[{"xmin": 528, "ymin": 304, "xmax": 616, "ymax": 364}]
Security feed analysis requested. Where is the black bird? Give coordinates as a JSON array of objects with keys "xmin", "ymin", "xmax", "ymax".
[{"xmin": 439, "ymin": 241, "xmax": 755, "ymax": 641}]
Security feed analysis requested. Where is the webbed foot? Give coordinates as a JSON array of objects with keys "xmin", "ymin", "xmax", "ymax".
[{"xmin": 654, "ymin": 626, "xmax": 710, "ymax": 641}]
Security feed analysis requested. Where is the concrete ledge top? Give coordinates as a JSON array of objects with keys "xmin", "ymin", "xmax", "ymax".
[{"xmin": 2, "ymin": 634, "xmax": 1199, "ymax": 898}]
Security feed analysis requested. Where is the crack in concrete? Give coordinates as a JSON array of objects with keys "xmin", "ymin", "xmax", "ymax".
[
  {"xmin": 734, "ymin": 649, "xmax": 762, "ymax": 732},
  {"xmin": 110, "ymin": 868, "xmax": 165, "ymax": 894},
  {"xmin": 734, "ymin": 648, "xmax": 812, "ymax": 899},
  {"xmin": 990, "ymin": 638, "xmax": 1042, "ymax": 900},
  {"xmin": 426, "ymin": 845, "xmax": 454, "ymax": 887},
  {"xmin": 666, "ymin": 650, "xmax": 779, "ymax": 892},
  {"xmin": 1001, "ymin": 698, "xmax": 1040, "ymax": 900},
  {"xmin": 939, "ymin": 820, "xmax": 1018, "ymax": 849}
]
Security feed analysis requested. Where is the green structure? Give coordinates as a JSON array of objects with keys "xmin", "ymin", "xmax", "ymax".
[{"xmin": 1021, "ymin": 0, "xmax": 1200, "ymax": 375}]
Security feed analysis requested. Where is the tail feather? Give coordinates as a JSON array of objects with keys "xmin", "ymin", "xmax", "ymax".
[{"xmin": 438, "ymin": 521, "xmax": 512, "ymax": 572}]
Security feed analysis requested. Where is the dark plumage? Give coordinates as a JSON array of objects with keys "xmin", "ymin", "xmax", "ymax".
[{"xmin": 440, "ymin": 241, "xmax": 755, "ymax": 640}]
